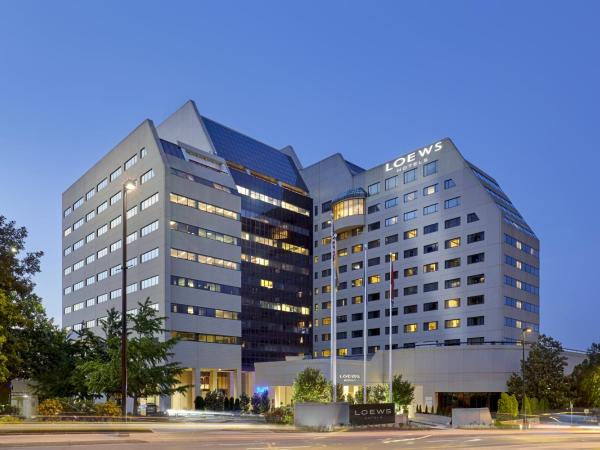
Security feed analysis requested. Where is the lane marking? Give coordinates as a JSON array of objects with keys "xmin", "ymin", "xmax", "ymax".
[{"xmin": 383, "ymin": 434, "xmax": 432, "ymax": 443}]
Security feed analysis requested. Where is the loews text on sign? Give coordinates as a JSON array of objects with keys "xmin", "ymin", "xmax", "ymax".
[{"xmin": 349, "ymin": 403, "xmax": 396, "ymax": 425}]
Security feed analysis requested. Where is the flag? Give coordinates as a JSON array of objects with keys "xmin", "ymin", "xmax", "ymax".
[{"xmin": 331, "ymin": 215, "xmax": 339, "ymax": 289}]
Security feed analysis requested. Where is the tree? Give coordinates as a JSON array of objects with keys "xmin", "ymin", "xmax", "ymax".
[
  {"xmin": 370, "ymin": 384, "xmax": 388, "ymax": 403},
  {"xmin": 239, "ymin": 393, "xmax": 250, "ymax": 413},
  {"xmin": 0, "ymin": 216, "xmax": 58, "ymax": 403},
  {"xmin": 571, "ymin": 343, "xmax": 600, "ymax": 407},
  {"xmin": 194, "ymin": 396, "xmax": 205, "ymax": 410},
  {"xmin": 506, "ymin": 335, "xmax": 570, "ymax": 409},
  {"xmin": 497, "ymin": 392, "xmax": 518, "ymax": 418},
  {"xmin": 78, "ymin": 300, "xmax": 187, "ymax": 414},
  {"xmin": 292, "ymin": 368, "xmax": 330, "ymax": 403},
  {"xmin": 392, "ymin": 374, "xmax": 414, "ymax": 412}
]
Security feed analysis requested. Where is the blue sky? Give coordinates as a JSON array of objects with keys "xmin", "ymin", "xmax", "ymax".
[{"xmin": 0, "ymin": 1, "xmax": 598, "ymax": 349}]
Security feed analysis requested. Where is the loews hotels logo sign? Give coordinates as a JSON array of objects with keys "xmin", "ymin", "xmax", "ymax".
[{"xmin": 385, "ymin": 141, "xmax": 444, "ymax": 173}]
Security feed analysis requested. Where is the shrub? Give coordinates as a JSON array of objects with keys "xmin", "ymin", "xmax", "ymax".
[
  {"xmin": 292, "ymin": 368, "xmax": 330, "ymax": 403},
  {"xmin": 264, "ymin": 405, "xmax": 293, "ymax": 424},
  {"xmin": 497, "ymin": 392, "xmax": 519, "ymax": 419},
  {"xmin": 194, "ymin": 396, "xmax": 205, "ymax": 411},
  {"xmin": 0, "ymin": 416, "xmax": 23, "ymax": 424},
  {"xmin": 251, "ymin": 391, "xmax": 270, "ymax": 414},
  {"xmin": 38, "ymin": 398, "xmax": 63, "ymax": 416},
  {"xmin": 0, "ymin": 404, "xmax": 20, "ymax": 415},
  {"xmin": 229, "ymin": 397, "xmax": 235, "ymax": 411},
  {"xmin": 95, "ymin": 402, "xmax": 120, "ymax": 417},
  {"xmin": 239, "ymin": 393, "xmax": 250, "ymax": 413},
  {"xmin": 234, "ymin": 398, "xmax": 241, "ymax": 411},
  {"xmin": 205, "ymin": 390, "xmax": 225, "ymax": 411}
]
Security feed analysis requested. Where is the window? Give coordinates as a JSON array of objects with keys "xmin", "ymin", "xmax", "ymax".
[
  {"xmin": 404, "ymin": 323, "xmax": 417, "ymax": 333},
  {"xmin": 64, "ymin": 306, "xmax": 72, "ymax": 314},
  {"xmin": 141, "ymin": 193, "xmax": 159, "ymax": 210},
  {"xmin": 467, "ymin": 212, "xmax": 479, "ymax": 223},
  {"xmin": 504, "ymin": 234, "xmax": 538, "ymax": 257},
  {"xmin": 141, "ymin": 248, "xmax": 160, "ymax": 263},
  {"xmin": 127, "ymin": 257, "xmax": 138, "ymax": 269},
  {"xmin": 445, "ymin": 319, "xmax": 461, "ymax": 329},
  {"xmin": 505, "ymin": 254, "xmax": 539, "ymax": 276},
  {"xmin": 468, "ymin": 337, "xmax": 484, "ymax": 345},
  {"xmin": 445, "ymin": 257, "xmax": 461, "ymax": 268},
  {"xmin": 444, "ymin": 178, "xmax": 456, "ymax": 189},
  {"xmin": 333, "ymin": 198, "xmax": 365, "ymax": 219},
  {"xmin": 86, "ymin": 210, "xmax": 95, "ymax": 222},
  {"xmin": 423, "ymin": 203, "xmax": 438, "ymax": 215},
  {"xmin": 423, "ymin": 321, "xmax": 438, "ymax": 331},
  {"xmin": 97, "ymin": 247, "xmax": 108, "ymax": 259},
  {"xmin": 110, "ymin": 240, "xmax": 122, "ymax": 252},
  {"xmin": 445, "ymin": 217, "xmax": 461, "ymax": 229},
  {"xmin": 352, "ymin": 296, "xmax": 363, "ymax": 304},
  {"xmin": 423, "ymin": 184, "xmax": 438, "ymax": 196},
  {"xmin": 403, "ymin": 210, "xmax": 417, "ymax": 221},
  {"xmin": 141, "ymin": 276, "xmax": 159, "ymax": 290},
  {"xmin": 445, "ymin": 237, "xmax": 461, "ymax": 249},
  {"xmin": 404, "ymin": 304, "xmax": 417, "ymax": 314},
  {"xmin": 385, "ymin": 197, "xmax": 398, "ymax": 208},
  {"xmin": 423, "ymin": 262, "xmax": 438, "ymax": 273},
  {"xmin": 404, "ymin": 267, "xmax": 417, "ymax": 277},
  {"xmin": 368, "ymin": 328, "xmax": 380, "ymax": 337},
  {"xmin": 444, "ymin": 197, "xmax": 461, "ymax": 209},
  {"xmin": 110, "ymin": 288, "xmax": 121, "ymax": 299},
  {"xmin": 368, "ymin": 310, "xmax": 380, "ymax": 319},
  {"xmin": 368, "ymin": 239, "xmax": 380, "ymax": 249},
  {"xmin": 73, "ymin": 281, "xmax": 84, "ymax": 291},
  {"xmin": 73, "ymin": 218, "xmax": 84, "ymax": 230},
  {"xmin": 467, "ymin": 316, "xmax": 485, "ymax": 326},
  {"xmin": 445, "ymin": 298, "xmax": 461, "ymax": 308},
  {"xmin": 110, "ymin": 264, "xmax": 121, "ymax": 276},
  {"xmin": 141, "ymin": 220, "xmax": 159, "ymax": 236},
  {"xmin": 367, "ymin": 204, "xmax": 380, "ymax": 214},
  {"xmin": 64, "ymin": 206, "xmax": 72, "ymax": 217},
  {"xmin": 368, "ymin": 182, "xmax": 380, "ymax": 196},
  {"xmin": 97, "ymin": 270, "xmax": 108, "ymax": 281},
  {"xmin": 424, "ymin": 301, "xmax": 438, "ymax": 311},
  {"xmin": 97, "ymin": 178, "xmax": 108, "ymax": 191},
  {"xmin": 423, "ymin": 243, "xmax": 438, "ymax": 254},
  {"xmin": 505, "ymin": 296, "xmax": 539, "ymax": 313},
  {"xmin": 385, "ymin": 234, "xmax": 398, "ymax": 245},
  {"xmin": 468, "ymin": 253, "xmax": 485, "ymax": 264},
  {"xmin": 404, "ymin": 168, "xmax": 416, "ymax": 184},
  {"xmin": 73, "ymin": 259, "xmax": 84, "ymax": 270},
  {"xmin": 385, "ymin": 176, "xmax": 398, "ymax": 190},
  {"xmin": 404, "ymin": 191, "xmax": 417, "ymax": 202},
  {"xmin": 423, "ymin": 160, "xmax": 438, "ymax": 176},
  {"xmin": 467, "ymin": 295, "xmax": 485, "ymax": 305},
  {"xmin": 86, "ymin": 232, "xmax": 95, "ymax": 243},
  {"xmin": 125, "ymin": 154, "xmax": 138, "ymax": 170},
  {"xmin": 110, "ymin": 167, "xmax": 122, "ymax": 182},
  {"xmin": 404, "ymin": 229, "xmax": 417, "ymax": 240},
  {"xmin": 73, "ymin": 197, "xmax": 84, "ymax": 210},
  {"xmin": 321, "ymin": 201, "xmax": 332, "ymax": 213},
  {"xmin": 368, "ymin": 221, "xmax": 381, "ymax": 231},
  {"xmin": 110, "ymin": 215, "xmax": 122, "ymax": 229},
  {"xmin": 141, "ymin": 169, "xmax": 155, "ymax": 184},
  {"xmin": 404, "ymin": 248, "xmax": 418, "ymax": 258},
  {"xmin": 423, "ymin": 223, "xmax": 438, "ymax": 234},
  {"xmin": 468, "ymin": 232, "xmax": 485, "ymax": 243},
  {"xmin": 445, "ymin": 278, "xmax": 461, "ymax": 289},
  {"xmin": 385, "ymin": 252, "xmax": 399, "ymax": 262},
  {"xmin": 73, "ymin": 239, "xmax": 84, "ymax": 251},
  {"xmin": 352, "ymin": 278, "xmax": 364, "ymax": 287},
  {"xmin": 64, "ymin": 247, "xmax": 72, "ymax": 256},
  {"xmin": 384, "ymin": 216, "xmax": 398, "ymax": 227},
  {"xmin": 368, "ymin": 257, "xmax": 380, "ymax": 267},
  {"xmin": 404, "ymin": 285, "xmax": 417, "ymax": 295},
  {"xmin": 467, "ymin": 274, "xmax": 485, "ymax": 285},
  {"xmin": 338, "ymin": 248, "xmax": 348, "ymax": 257},
  {"xmin": 140, "ymin": 148, "xmax": 147, "ymax": 158},
  {"xmin": 64, "ymin": 266, "xmax": 72, "ymax": 276},
  {"xmin": 505, "ymin": 276, "xmax": 539, "ymax": 294},
  {"xmin": 368, "ymin": 275, "xmax": 381, "ymax": 284},
  {"xmin": 352, "ymin": 244, "xmax": 363, "ymax": 253}
]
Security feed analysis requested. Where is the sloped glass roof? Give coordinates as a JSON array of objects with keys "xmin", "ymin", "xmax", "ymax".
[{"xmin": 201, "ymin": 116, "xmax": 307, "ymax": 190}]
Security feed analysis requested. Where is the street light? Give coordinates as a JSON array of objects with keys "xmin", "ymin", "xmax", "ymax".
[
  {"xmin": 121, "ymin": 180, "xmax": 136, "ymax": 418},
  {"xmin": 521, "ymin": 327, "xmax": 532, "ymax": 428}
]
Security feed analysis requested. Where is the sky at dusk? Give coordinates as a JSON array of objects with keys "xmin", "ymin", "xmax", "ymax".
[{"xmin": 0, "ymin": 1, "xmax": 598, "ymax": 349}]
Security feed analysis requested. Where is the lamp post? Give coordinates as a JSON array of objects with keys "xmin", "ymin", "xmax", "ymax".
[
  {"xmin": 520, "ymin": 327, "xmax": 532, "ymax": 428},
  {"xmin": 121, "ymin": 180, "xmax": 136, "ymax": 417}
]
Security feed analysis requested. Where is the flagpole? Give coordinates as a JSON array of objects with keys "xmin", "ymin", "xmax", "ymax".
[
  {"xmin": 362, "ymin": 241, "xmax": 367, "ymax": 403},
  {"xmin": 330, "ymin": 217, "xmax": 337, "ymax": 402},
  {"xmin": 388, "ymin": 252, "xmax": 393, "ymax": 403}
]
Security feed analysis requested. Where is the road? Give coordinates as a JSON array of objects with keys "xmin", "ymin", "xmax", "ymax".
[{"xmin": 2, "ymin": 425, "xmax": 600, "ymax": 449}]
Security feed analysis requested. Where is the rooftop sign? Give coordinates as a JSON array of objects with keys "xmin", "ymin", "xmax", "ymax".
[{"xmin": 385, "ymin": 140, "xmax": 444, "ymax": 172}]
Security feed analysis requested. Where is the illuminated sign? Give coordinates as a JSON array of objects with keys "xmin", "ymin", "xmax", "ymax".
[
  {"xmin": 338, "ymin": 373, "xmax": 361, "ymax": 384},
  {"xmin": 349, "ymin": 403, "xmax": 396, "ymax": 425},
  {"xmin": 385, "ymin": 141, "xmax": 444, "ymax": 172}
]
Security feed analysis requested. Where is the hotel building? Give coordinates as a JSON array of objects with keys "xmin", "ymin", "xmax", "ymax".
[
  {"xmin": 63, "ymin": 100, "xmax": 542, "ymax": 412},
  {"xmin": 61, "ymin": 101, "xmax": 312, "ymax": 409}
]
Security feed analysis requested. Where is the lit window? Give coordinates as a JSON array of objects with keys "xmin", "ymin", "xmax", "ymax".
[
  {"xmin": 445, "ymin": 319, "xmax": 461, "ymax": 328},
  {"xmin": 260, "ymin": 279, "xmax": 273, "ymax": 289},
  {"xmin": 368, "ymin": 275, "xmax": 381, "ymax": 284},
  {"xmin": 445, "ymin": 237, "xmax": 461, "ymax": 249},
  {"xmin": 423, "ymin": 262, "xmax": 438, "ymax": 273},
  {"xmin": 385, "ymin": 216, "xmax": 398, "ymax": 226},
  {"xmin": 423, "ymin": 184, "xmax": 438, "ymax": 196},
  {"xmin": 404, "ymin": 229, "xmax": 417, "ymax": 240},
  {"xmin": 424, "ymin": 321, "xmax": 438, "ymax": 331},
  {"xmin": 404, "ymin": 323, "xmax": 417, "ymax": 333},
  {"xmin": 445, "ymin": 298, "xmax": 461, "ymax": 308}
]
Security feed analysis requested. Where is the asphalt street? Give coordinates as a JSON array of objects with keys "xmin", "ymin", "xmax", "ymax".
[{"xmin": 2, "ymin": 426, "xmax": 600, "ymax": 450}]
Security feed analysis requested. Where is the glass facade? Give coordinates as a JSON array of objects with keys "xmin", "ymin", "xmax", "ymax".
[
  {"xmin": 204, "ymin": 117, "xmax": 313, "ymax": 371},
  {"xmin": 332, "ymin": 197, "xmax": 365, "ymax": 220}
]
